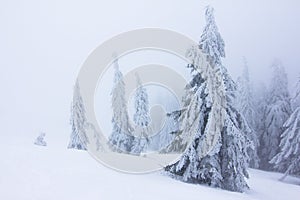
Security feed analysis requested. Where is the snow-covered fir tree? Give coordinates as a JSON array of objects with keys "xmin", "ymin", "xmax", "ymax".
[
  {"xmin": 270, "ymin": 108, "xmax": 300, "ymax": 178},
  {"xmin": 219, "ymin": 97, "xmax": 250, "ymax": 192},
  {"xmin": 236, "ymin": 58, "xmax": 256, "ymax": 128},
  {"xmin": 131, "ymin": 74, "xmax": 151, "ymax": 154},
  {"xmin": 199, "ymin": 6, "xmax": 225, "ymax": 66},
  {"xmin": 270, "ymin": 78, "xmax": 300, "ymax": 178},
  {"xmin": 108, "ymin": 57, "xmax": 134, "ymax": 153},
  {"xmin": 218, "ymin": 62, "xmax": 251, "ymax": 192},
  {"xmin": 258, "ymin": 61, "xmax": 291, "ymax": 170},
  {"xmin": 34, "ymin": 132, "xmax": 47, "ymax": 146},
  {"xmin": 165, "ymin": 67, "xmax": 223, "ymax": 188},
  {"xmin": 165, "ymin": 6, "xmax": 250, "ymax": 193},
  {"xmin": 292, "ymin": 76, "xmax": 300, "ymax": 109},
  {"xmin": 68, "ymin": 81, "xmax": 89, "ymax": 150},
  {"xmin": 253, "ymin": 82, "xmax": 268, "ymax": 144},
  {"xmin": 236, "ymin": 58, "xmax": 259, "ymax": 168}
]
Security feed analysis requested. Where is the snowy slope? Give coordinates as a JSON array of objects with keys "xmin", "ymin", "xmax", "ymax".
[{"xmin": 1, "ymin": 142, "xmax": 299, "ymax": 200}]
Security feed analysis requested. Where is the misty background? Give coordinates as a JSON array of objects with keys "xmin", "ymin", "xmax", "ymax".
[{"xmin": 1, "ymin": 0, "xmax": 299, "ymax": 148}]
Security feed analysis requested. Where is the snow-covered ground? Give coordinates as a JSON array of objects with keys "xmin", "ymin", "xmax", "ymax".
[{"xmin": 1, "ymin": 142, "xmax": 299, "ymax": 200}]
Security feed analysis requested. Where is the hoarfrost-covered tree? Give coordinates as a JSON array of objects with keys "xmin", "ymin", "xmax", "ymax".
[
  {"xmin": 220, "ymin": 101, "xmax": 250, "ymax": 192},
  {"xmin": 131, "ymin": 74, "xmax": 151, "ymax": 154},
  {"xmin": 236, "ymin": 58, "xmax": 259, "ymax": 168},
  {"xmin": 253, "ymin": 82, "xmax": 268, "ymax": 143},
  {"xmin": 199, "ymin": 6, "xmax": 225, "ymax": 65},
  {"xmin": 108, "ymin": 58, "xmax": 134, "ymax": 153},
  {"xmin": 258, "ymin": 61, "xmax": 291, "ymax": 170},
  {"xmin": 219, "ymin": 65, "xmax": 250, "ymax": 192},
  {"xmin": 165, "ymin": 64, "xmax": 223, "ymax": 187},
  {"xmin": 68, "ymin": 81, "xmax": 89, "ymax": 150},
  {"xmin": 270, "ymin": 108, "xmax": 300, "ymax": 178},
  {"xmin": 164, "ymin": 72, "xmax": 211, "ymax": 153},
  {"xmin": 166, "ymin": 6, "xmax": 250, "ymax": 193},
  {"xmin": 292, "ymin": 77, "xmax": 300, "ymax": 108},
  {"xmin": 270, "ymin": 79, "xmax": 300, "ymax": 178},
  {"xmin": 34, "ymin": 132, "xmax": 47, "ymax": 146},
  {"xmin": 236, "ymin": 59, "xmax": 255, "ymax": 128}
]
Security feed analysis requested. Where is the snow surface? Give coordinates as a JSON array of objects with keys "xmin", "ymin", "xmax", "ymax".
[{"xmin": 1, "ymin": 142, "xmax": 299, "ymax": 200}]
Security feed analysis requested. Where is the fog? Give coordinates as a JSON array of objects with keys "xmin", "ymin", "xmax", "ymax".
[{"xmin": 1, "ymin": 0, "xmax": 299, "ymax": 146}]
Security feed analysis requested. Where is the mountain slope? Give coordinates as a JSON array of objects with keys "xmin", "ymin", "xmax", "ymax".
[{"xmin": 1, "ymin": 143, "xmax": 299, "ymax": 200}]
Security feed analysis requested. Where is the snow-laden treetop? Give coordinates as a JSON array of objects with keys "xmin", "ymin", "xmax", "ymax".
[{"xmin": 199, "ymin": 5, "xmax": 225, "ymax": 65}]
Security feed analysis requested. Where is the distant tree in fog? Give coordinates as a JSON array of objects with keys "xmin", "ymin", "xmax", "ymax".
[
  {"xmin": 34, "ymin": 132, "xmax": 47, "ymax": 146},
  {"xmin": 258, "ymin": 61, "xmax": 291, "ymax": 170},
  {"xmin": 68, "ymin": 81, "xmax": 89, "ymax": 150},
  {"xmin": 236, "ymin": 58, "xmax": 259, "ymax": 168},
  {"xmin": 108, "ymin": 57, "xmax": 134, "ymax": 153},
  {"xmin": 270, "ymin": 78, "xmax": 300, "ymax": 178}
]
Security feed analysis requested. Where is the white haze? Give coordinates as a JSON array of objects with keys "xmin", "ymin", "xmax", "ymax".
[{"xmin": 0, "ymin": 0, "xmax": 299, "ymax": 146}]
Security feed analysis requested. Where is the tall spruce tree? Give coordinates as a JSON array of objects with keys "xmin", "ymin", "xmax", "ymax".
[
  {"xmin": 165, "ymin": 64, "xmax": 223, "ymax": 187},
  {"xmin": 270, "ymin": 78, "xmax": 300, "ymax": 178},
  {"xmin": 165, "ymin": 6, "xmax": 250, "ymax": 192},
  {"xmin": 253, "ymin": 82, "xmax": 268, "ymax": 146},
  {"xmin": 292, "ymin": 76, "xmax": 300, "ymax": 109},
  {"xmin": 131, "ymin": 74, "xmax": 151, "ymax": 154},
  {"xmin": 258, "ymin": 61, "xmax": 292, "ymax": 170},
  {"xmin": 236, "ymin": 58, "xmax": 259, "ymax": 168},
  {"xmin": 68, "ymin": 81, "xmax": 89, "ymax": 150},
  {"xmin": 108, "ymin": 57, "xmax": 134, "ymax": 153},
  {"xmin": 219, "ymin": 64, "xmax": 250, "ymax": 192}
]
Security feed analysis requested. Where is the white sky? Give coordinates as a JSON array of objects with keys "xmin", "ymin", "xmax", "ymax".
[{"xmin": 1, "ymin": 0, "xmax": 299, "ymax": 146}]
